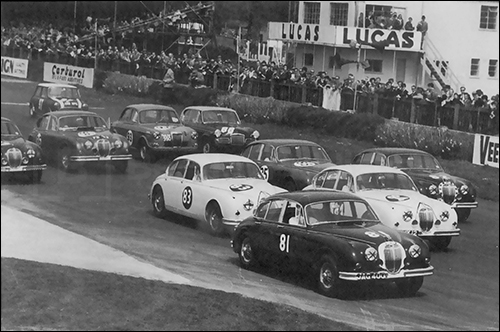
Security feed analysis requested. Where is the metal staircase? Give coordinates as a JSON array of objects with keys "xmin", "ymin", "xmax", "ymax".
[{"xmin": 421, "ymin": 35, "xmax": 462, "ymax": 91}]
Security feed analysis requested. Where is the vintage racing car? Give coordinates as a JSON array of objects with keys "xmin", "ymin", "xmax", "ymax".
[
  {"xmin": 304, "ymin": 165, "xmax": 460, "ymax": 250},
  {"xmin": 1, "ymin": 117, "xmax": 46, "ymax": 182},
  {"xmin": 111, "ymin": 104, "xmax": 198, "ymax": 162},
  {"xmin": 29, "ymin": 83, "xmax": 88, "ymax": 117},
  {"xmin": 241, "ymin": 139, "xmax": 336, "ymax": 191},
  {"xmin": 231, "ymin": 190, "xmax": 434, "ymax": 298},
  {"xmin": 180, "ymin": 106, "xmax": 259, "ymax": 154},
  {"xmin": 28, "ymin": 111, "xmax": 131, "ymax": 173},
  {"xmin": 351, "ymin": 147, "xmax": 478, "ymax": 222},
  {"xmin": 149, "ymin": 153, "xmax": 286, "ymax": 235}
]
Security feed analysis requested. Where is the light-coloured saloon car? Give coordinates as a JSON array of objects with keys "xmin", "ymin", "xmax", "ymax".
[
  {"xmin": 149, "ymin": 153, "xmax": 286, "ymax": 235},
  {"xmin": 304, "ymin": 165, "xmax": 459, "ymax": 250}
]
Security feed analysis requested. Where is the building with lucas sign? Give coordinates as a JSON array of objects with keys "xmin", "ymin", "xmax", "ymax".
[{"xmin": 267, "ymin": 1, "xmax": 499, "ymax": 97}]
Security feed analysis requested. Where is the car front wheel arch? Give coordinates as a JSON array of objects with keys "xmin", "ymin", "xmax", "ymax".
[{"xmin": 205, "ymin": 200, "xmax": 224, "ymax": 236}]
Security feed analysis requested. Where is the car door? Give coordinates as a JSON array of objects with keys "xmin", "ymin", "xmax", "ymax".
[
  {"xmin": 164, "ymin": 158, "xmax": 190, "ymax": 215},
  {"xmin": 40, "ymin": 87, "xmax": 51, "ymax": 113},
  {"xmin": 43, "ymin": 115, "xmax": 63, "ymax": 159},
  {"xmin": 181, "ymin": 108, "xmax": 205, "ymax": 139},
  {"xmin": 258, "ymin": 143, "xmax": 277, "ymax": 183},
  {"xmin": 30, "ymin": 86, "xmax": 42, "ymax": 114},
  {"xmin": 180, "ymin": 160, "xmax": 204, "ymax": 219},
  {"xmin": 31, "ymin": 114, "xmax": 51, "ymax": 156},
  {"xmin": 112, "ymin": 108, "xmax": 134, "ymax": 146},
  {"xmin": 281, "ymin": 202, "xmax": 312, "ymax": 266},
  {"xmin": 256, "ymin": 199, "xmax": 287, "ymax": 258}
]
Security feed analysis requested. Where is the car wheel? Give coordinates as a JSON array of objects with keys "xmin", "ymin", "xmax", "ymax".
[
  {"xmin": 152, "ymin": 186, "xmax": 168, "ymax": 218},
  {"xmin": 114, "ymin": 160, "xmax": 128, "ymax": 174},
  {"xmin": 239, "ymin": 236, "xmax": 258, "ymax": 269},
  {"xmin": 205, "ymin": 203, "xmax": 224, "ymax": 236},
  {"xmin": 139, "ymin": 140, "xmax": 155, "ymax": 163},
  {"xmin": 29, "ymin": 104, "xmax": 36, "ymax": 117},
  {"xmin": 430, "ymin": 236, "xmax": 452, "ymax": 250},
  {"xmin": 456, "ymin": 209, "xmax": 471, "ymax": 222},
  {"xmin": 58, "ymin": 147, "xmax": 72, "ymax": 172},
  {"xmin": 395, "ymin": 276, "xmax": 424, "ymax": 297},
  {"xmin": 201, "ymin": 140, "xmax": 212, "ymax": 154},
  {"xmin": 28, "ymin": 170, "xmax": 42, "ymax": 183},
  {"xmin": 284, "ymin": 179, "xmax": 297, "ymax": 192},
  {"xmin": 316, "ymin": 255, "xmax": 341, "ymax": 298}
]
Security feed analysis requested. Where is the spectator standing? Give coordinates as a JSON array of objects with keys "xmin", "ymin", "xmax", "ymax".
[
  {"xmin": 405, "ymin": 17, "xmax": 415, "ymax": 31},
  {"xmin": 162, "ymin": 65, "xmax": 176, "ymax": 88},
  {"xmin": 393, "ymin": 14, "xmax": 404, "ymax": 30},
  {"xmin": 417, "ymin": 15, "xmax": 428, "ymax": 48}
]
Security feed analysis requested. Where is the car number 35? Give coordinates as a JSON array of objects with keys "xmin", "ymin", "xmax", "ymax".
[{"xmin": 279, "ymin": 234, "xmax": 290, "ymax": 253}]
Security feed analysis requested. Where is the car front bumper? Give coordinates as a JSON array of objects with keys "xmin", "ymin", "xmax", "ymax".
[
  {"xmin": 339, "ymin": 265, "xmax": 434, "ymax": 281},
  {"xmin": 1, "ymin": 164, "xmax": 47, "ymax": 172},
  {"xmin": 69, "ymin": 154, "xmax": 132, "ymax": 162},
  {"xmin": 451, "ymin": 202, "xmax": 478, "ymax": 209}
]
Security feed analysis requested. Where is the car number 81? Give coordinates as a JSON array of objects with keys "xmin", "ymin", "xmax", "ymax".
[{"xmin": 279, "ymin": 234, "xmax": 290, "ymax": 253}]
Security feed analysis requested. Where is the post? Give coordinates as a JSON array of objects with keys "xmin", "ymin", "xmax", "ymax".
[
  {"xmin": 113, "ymin": 1, "xmax": 117, "ymax": 47},
  {"xmin": 236, "ymin": 26, "xmax": 241, "ymax": 93},
  {"xmin": 94, "ymin": 20, "xmax": 98, "ymax": 71},
  {"xmin": 353, "ymin": 45, "xmax": 361, "ymax": 112},
  {"xmin": 453, "ymin": 104, "xmax": 460, "ymax": 129},
  {"xmin": 73, "ymin": 1, "xmax": 77, "ymax": 33}
]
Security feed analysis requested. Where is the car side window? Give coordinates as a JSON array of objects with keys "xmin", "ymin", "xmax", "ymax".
[
  {"xmin": 322, "ymin": 170, "xmax": 340, "ymax": 189},
  {"xmin": 41, "ymin": 87, "xmax": 48, "ymax": 98},
  {"xmin": 248, "ymin": 144, "xmax": 263, "ymax": 161},
  {"xmin": 314, "ymin": 172, "xmax": 327, "ymax": 187},
  {"xmin": 130, "ymin": 110, "xmax": 138, "ymax": 123},
  {"xmin": 335, "ymin": 171, "xmax": 354, "ymax": 192},
  {"xmin": 261, "ymin": 144, "xmax": 273, "ymax": 161},
  {"xmin": 283, "ymin": 201, "xmax": 305, "ymax": 226},
  {"xmin": 373, "ymin": 153, "xmax": 386, "ymax": 166},
  {"xmin": 255, "ymin": 201, "xmax": 270, "ymax": 219},
  {"xmin": 120, "ymin": 108, "xmax": 133, "ymax": 121},
  {"xmin": 34, "ymin": 87, "xmax": 42, "ymax": 97},
  {"xmin": 37, "ymin": 116, "xmax": 50, "ymax": 130},
  {"xmin": 167, "ymin": 160, "xmax": 179, "ymax": 176},
  {"xmin": 172, "ymin": 159, "xmax": 188, "ymax": 178},
  {"xmin": 358, "ymin": 153, "xmax": 373, "ymax": 165},
  {"xmin": 185, "ymin": 161, "xmax": 201, "ymax": 181},
  {"xmin": 265, "ymin": 199, "xmax": 286, "ymax": 223},
  {"xmin": 48, "ymin": 117, "xmax": 57, "ymax": 131}
]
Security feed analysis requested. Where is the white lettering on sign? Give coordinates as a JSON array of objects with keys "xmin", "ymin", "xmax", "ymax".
[
  {"xmin": 1, "ymin": 56, "xmax": 28, "ymax": 78},
  {"xmin": 473, "ymin": 134, "xmax": 499, "ymax": 168},
  {"xmin": 43, "ymin": 62, "xmax": 94, "ymax": 88}
]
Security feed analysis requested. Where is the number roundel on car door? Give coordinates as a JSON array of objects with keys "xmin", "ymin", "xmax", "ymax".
[
  {"xmin": 126, "ymin": 130, "xmax": 133, "ymax": 145},
  {"xmin": 260, "ymin": 165, "xmax": 269, "ymax": 180},
  {"xmin": 182, "ymin": 186, "xmax": 193, "ymax": 209}
]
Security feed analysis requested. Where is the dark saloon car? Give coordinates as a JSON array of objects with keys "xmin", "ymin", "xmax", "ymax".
[
  {"xmin": 231, "ymin": 190, "xmax": 434, "ymax": 298},
  {"xmin": 111, "ymin": 104, "xmax": 198, "ymax": 162},
  {"xmin": 28, "ymin": 111, "xmax": 131, "ymax": 173},
  {"xmin": 29, "ymin": 83, "xmax": 88, "ymax": 117},
  {"xmin": 352, "ymin": 148, "xmax": 478, "ymax": 222},
  {"xmin": 180, "ymin": 106, "xmax": 259, "ymax": 154},
  {"xmin": 241, "ymin": 139, "xmax": 336, "ymax": 191},
  {"xmin": 1, "ymin": 117, "xmax": 46, "ymax": 182}
]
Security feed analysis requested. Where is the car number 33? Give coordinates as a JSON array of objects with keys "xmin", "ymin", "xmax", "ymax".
[{"xmin": 182, "ymin": 187, "xmax": 193, "ymax": 209}]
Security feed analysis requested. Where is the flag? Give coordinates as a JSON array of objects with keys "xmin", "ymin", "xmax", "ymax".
[
  {"xmin": 360, "ymin": 39, "xmax": 390, "ymax": 52},
  {"xmin": 333, "ymin": 53, "xmax": 358, "ymax": 67}
]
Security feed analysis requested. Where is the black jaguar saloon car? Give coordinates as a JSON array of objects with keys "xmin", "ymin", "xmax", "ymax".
[
  {"xmin": 231, "ymin": 190, "xmax": 434, "ymax": 298},
  {"xmin": 351, "ymin": 147, "xmax": 478, "ymax": 222}
]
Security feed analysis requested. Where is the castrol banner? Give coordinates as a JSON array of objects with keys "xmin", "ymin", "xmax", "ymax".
[
  {"xmin": 43, "ymin": 62, "xmax": 94, "ymax": 88},
  {"xmin": 1, "ymin": 56, "xmax": 28, "ymax": 79}
]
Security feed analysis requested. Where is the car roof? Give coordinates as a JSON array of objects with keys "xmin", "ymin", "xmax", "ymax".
[
  {"xmin": 320, "ymin": 164, "xmax": 407, "ymax": 177},
  {"xmin": 175, "ymin": 153, "xmax": 255, "ymax": 165},
  {"xmin": 37, "ymin": 83, "xmax": 78, "ymax": 89},
  {"xmin": 45, "ymin": 110, "xmax": 98, "ymax": 118},
  {"xmin": 126, "ymin": 104, "xmax": 177, "ymax": 112},
  {"xmin": 247, "ymin": 139, "xmax": 322, "ymax": 146},
  {"xmin": 182, "ymin": 106, "xmax": 237, "ymax": 112},
  {"xmin": 268, "ymin": 189, "xmax": 368, "ymax": 206},
  {"xmin": 356, "ymin": 147, "xmax": 431, "ymax": 156}
]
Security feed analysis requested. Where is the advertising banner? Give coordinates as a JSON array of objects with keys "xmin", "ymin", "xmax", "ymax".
[
  {"xmin": 43, "ymin": 62, "xmax": 94, "ymax": 88},
  {"xmin": 472, "ymin": 134, "xmax": 499, "ymax": 168},
  {"xmin": 1, "ymin": 56, "xmax": 28, "ymax": 79}
]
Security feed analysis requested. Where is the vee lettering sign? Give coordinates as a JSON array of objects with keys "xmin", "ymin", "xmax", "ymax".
[{"xmin": 473, "ymin": 134, "xmax": 499, "ymax": 168}]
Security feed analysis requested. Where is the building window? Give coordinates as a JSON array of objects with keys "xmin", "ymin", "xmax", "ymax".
[
  {"xmin": 365, "ymin": 59, "xmax": 383, "ymax": 73},
  {"xmin": 489, "ymin": 59, "xmax": 498, "ymax": 77},
  {"xmin": 304, "ymin": 53, "xmax": 314, "ymax": 66},
  {"xmin": 330, "ymin": 3, "xmax": 348, "ymax": 26},
  {"xmin": 480, "ymin": 6, "xmax": 497, "ymax": 29},
  {"xmin": 470, "ymin": 58, "xmax": 480, "ymax": 76},
  {"xmin": 304, "ymin": 2, "xmax": 321, "ymax": 24}
]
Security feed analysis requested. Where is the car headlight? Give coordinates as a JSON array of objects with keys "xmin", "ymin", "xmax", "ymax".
[
  {"xmin": 428, "ymin": 184, "xmax": 438, "ymax": 196},
  {"xmin": 1, "ymin": 157, "xmax": 7, "ymax": 166},
  {"xmin": 214, "ymin": 129, "xmax": 222, "ymax": 138},
  {"xmin": 26, "ymin": 148, "xmax": 36, "ymax": 158},
  {"xmin": 243, "ymin": 199, "xmax": 254, "ymax": 211},
  {"xmin": 408, "ymin": 244, "xmax": 421, "ymax": 258},
  {"xmin": 21, "ymin": 157, "xmax": 29, "ymax": 165},
  {"xmin": 460, "ymin": 184, "xmax": 469, "ymax": 195},
  {"xmin": 153, "ymin": 132, "xmax": 161, "ymax": 140},
  {"xmin": 114, "ymin": 139, "xmax": 123, "ymax": 149},
  {"xmin": 53, "ymin": 102, "xmax": 61, "ymax": 110},
  {"xmin": 440, "ymin": 210, "xmax": 450, "ymax": 222},
  {"xmin": 252, "ymin": 130, "xmax": 260, "ymax": 139},
  {"xmin": 191, "ymin": 131, "xmax": 198, "ymax": 140},
  {"xmin": 364, "ymin": 247, "xmax": 378, "ymax": 262},
  {"xmin": 403, "ymin": 210, "xmax": 413, "ymax": 222},
  {"xmin": 84, "ymin": 140, "xmax": 93, "ymax": 150},
  {"xmin": 82, "ymin": 103, "xmax": 89, "ymax": 110}
]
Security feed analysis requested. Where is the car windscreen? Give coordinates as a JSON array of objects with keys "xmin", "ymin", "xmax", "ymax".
[
  {"xmin": 201, "ymin": 110, "xmax": 240, "ymax": 125},
  {"xmin": 305, "ymin": 200, "xmax": 379, "ymax": 225},
  {"xmin": 387, "ymin": 153, "xmax": 443, "ymax": 171},
  {"xmin": 203, "ymin": 161, "xmax": 263, "ymax": 180},
  {"xmin": 58, "ymin": 115, "xmax": 108, "ymax": 131},
  {"xmin": 356, "ymin": 172, "xmax": 417, "ymax": 191},
  {"xmin": 47, "ymin": 86, "xmax": 80, "ymax": 99},
  {"xmin": 1, "ymin": 121, "xmax": 22, "ymax": 137},
  {"xmin": 276, "ymin": 144, "xmax": 330, "ymax": 161},
  {"xmin": 139, "ymin": 109, "xmax": 180, "ymax": 124}
]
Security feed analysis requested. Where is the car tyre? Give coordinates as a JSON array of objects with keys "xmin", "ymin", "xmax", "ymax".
[
  {"xmin": 430, "ymin": 236, "xmax": 452, "ymax": 250},
  {"xmin": 456, "ymin": 209, "xmax": 471, "ymax": 222},
  {"xmin": 239, "ymin": 236, "xmax": 259, "ymax": 269},
  {"xmin": 201, "ymin": 139, "xmax": 212, "ymax": 154},
  {"xmin": 205, "ymin": 203, "xmax": 224, "ymax": 236},
  {"xmin": 395, "ymin": 276, "xmax": 424, "ymax": 297},
  {"xmin": 316, "ymin": 255, "xmax": 341, "ymax": 298},
  {"xmin": 58, "ymin": 147, "xmax": 73, "ymax": 172},
  {"xmin": 139, "ymin": 140, "xmax": 155, "ymax": 163},
  {"xmin": 114, "ymin": 160, "xmax": 128, "ymax": 173},
  {"xmin": 152, "ymin": 186, "xmax": 168, "ymax": 218}
]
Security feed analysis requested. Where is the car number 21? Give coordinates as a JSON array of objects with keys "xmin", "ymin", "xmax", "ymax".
[{"xmin": 279, "ymin": 234, "xmax": 290, "ymax": 253}]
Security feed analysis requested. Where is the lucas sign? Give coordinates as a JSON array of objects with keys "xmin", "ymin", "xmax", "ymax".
[
  {"xmin": 43, "ymin": 62, "xmax": 94, "ymax": 88},
  {"xmin": 1, "ymin": 56, "xmax": 28, "ymax": 79},
  {"xmin": 473, "ymin": 134, "xmax": 499, "ymax": 168},
  {"xmin": 336, "ymin": 27, "xmax": 422, "ymax": 52}
]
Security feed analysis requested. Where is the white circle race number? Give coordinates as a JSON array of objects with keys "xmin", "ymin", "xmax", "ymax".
[
  {"xmin": 35, "ymin": 133, "xmax": 42, "ymax": 146},
  {"xmin": 260, "ymin": 165, "xmax": 269, "ymax": 180},
  {"xmin": 126, "ymin": 130, "xmax": 133, "ymax": 145},
  {"xmin": 182, "ymin": 186, "xmax": 193, "ymax": 209}
]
